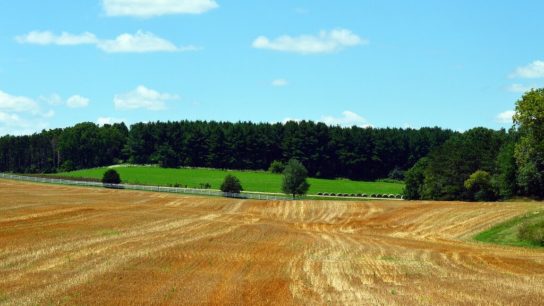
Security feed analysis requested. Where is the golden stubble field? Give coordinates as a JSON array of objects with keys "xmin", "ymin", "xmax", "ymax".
[{"xmin": 1, "ymin": 179, "xmax": 544, "ymax": 305}]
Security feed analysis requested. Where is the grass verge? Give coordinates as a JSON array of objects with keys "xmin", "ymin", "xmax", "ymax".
[{"xmin": 474, "ymin": 211, "xmax": 544, "ymax": 248}]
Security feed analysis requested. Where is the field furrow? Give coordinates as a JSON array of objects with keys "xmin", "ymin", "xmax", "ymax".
[{"xmin": 1, "ymin": 179, "xmax": 543, "ymax": 305}]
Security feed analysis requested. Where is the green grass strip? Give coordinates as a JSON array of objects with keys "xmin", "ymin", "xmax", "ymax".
[
  {"xmin": 54, "ymin": 165, "xmax": 404, "ymax": 195},
  {"xmin": 474, "ymin": 211, "xmax": 544, "ymax": 248}
]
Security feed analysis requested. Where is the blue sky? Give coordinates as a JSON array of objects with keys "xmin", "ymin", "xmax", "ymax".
[{"xmin": 1, "ymin": 0, "xmax": 544, "ymax": 135}]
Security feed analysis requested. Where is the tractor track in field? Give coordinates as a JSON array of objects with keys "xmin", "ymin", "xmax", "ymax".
[{"xmin": 1, "ymin": 179, "xmax": 544, "ymax": 305}]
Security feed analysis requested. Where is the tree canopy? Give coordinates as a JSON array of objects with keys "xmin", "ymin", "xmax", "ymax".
[
  {"xmin": 513, "ymin": 89, "xmax": 544, "ymax": 198},
  {"xmin": 281, "ymin": 159, "xmax": 310, "ymax": 199}
]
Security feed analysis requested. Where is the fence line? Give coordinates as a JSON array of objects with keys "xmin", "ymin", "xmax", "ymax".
[{"xmin": 0, "ymin": 173, "xmax": 292, "ymax": 201}]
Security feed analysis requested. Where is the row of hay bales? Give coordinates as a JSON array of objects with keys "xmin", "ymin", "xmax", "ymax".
[{"xmin": 316, "ymin": 193, "xmax": 403, "ymax": 199}]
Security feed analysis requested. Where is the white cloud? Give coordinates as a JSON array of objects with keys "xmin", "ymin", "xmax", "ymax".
[
  {"xmin": 66, "ymin": 95, "xmax": 90, "ymax": 108},
  {"xmin": 97, "ymin": 31, "xmax": 196, "ymax": 53},
  {"xmin": 97, "ymin": 117, "xmax": 125, "ymax": 126},
  {"xmin": 272, "ymin": 79, "xmax": 288, "ymax": 87},
  {"xmin": 0, "ymin": 112, "xmax": 34, "ymax": 135},
  {"xmin": 114, "ymin": 85, "xmax": 179, "ymax": 111},
  {"xmin": 321, "ymin": 111, "xmax": 372, "ymax": 128},
  {"xmin": 496, "ymin": 110, "xmax": 515, "ymax": 124},
  {"xmin": 507, "ymin": 83, "xmax": 533, "ymax": 93},
  {"xmin": 16, "ymin": 30, "xmax": 197, "ymax": 54},
  {"xmin": 253, "ymin": 29, "xmax": 366, "ymax": 54},
  {"xmin": 0, "ymin": 90, "xmax": 52, "ymax": 135},
  {"xmin": 0, "ymin": 90, "xmax": 40, "ymax": 114},
  {"xmin": 102, "ymin": 0, "xmax": 219, "ymax": 17},
  {"xmin": 16, "ymin": 31, "xmax": 98, "ymax": 45},
  {"xmin": 510, "ymin": 60, "xmax": 544, "ymax": 79}
]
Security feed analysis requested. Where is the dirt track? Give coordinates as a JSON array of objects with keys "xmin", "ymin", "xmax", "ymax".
[{"xmin": 1, "ymin": 179, "xmax": 544, "ymax": 305}]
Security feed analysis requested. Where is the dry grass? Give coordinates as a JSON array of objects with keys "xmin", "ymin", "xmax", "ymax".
[{"xmin": 1, "ymin": 179, "xmax": 544, "ymax": 305}]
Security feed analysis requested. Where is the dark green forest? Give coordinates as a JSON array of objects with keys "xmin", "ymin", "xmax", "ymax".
[
  {"xmin": 0, "ymin": 120, "xmax": 453, "ymax": 180},
  {"xmin": 1, "ymin": 89, "xmax": 543, "ymax": 201},
  {"xmin": 405, "ymin": 89, "xmax": 544, "ymax": 201}
]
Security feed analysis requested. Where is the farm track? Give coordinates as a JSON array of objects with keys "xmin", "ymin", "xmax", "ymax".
[{"xmin": 1, "ymin": 179, "xmax": 543, "ymax": 305}]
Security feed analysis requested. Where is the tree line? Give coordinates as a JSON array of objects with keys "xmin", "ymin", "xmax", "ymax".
[
  {"xmin": 0, "ymin": 120, "xmax": 454, "ymax": 181},
  {"xmin": 405, "ymin": 89, "xmax": 544, "ymax": 201}
]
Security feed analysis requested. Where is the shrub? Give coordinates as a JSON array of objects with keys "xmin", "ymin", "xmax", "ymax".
[
  {"xmin": 268, "ymin": 160, "xmax": 285, "ymax": 174},
  {"xmin": 102, "ymin": 169, "xmax": 121, "ymax": 184},
  {"xmin": 199, "ymin": 183, "xmax": 211, "ymax": 189},
  {"xmin": 388, "ymin": 167, "xmax": 405, "ymax": 181},
  {"xmin": 220, "ymin": 175, "xmax": 243, "ymax": 194},
  {"xmin": 518, "ymin": 220, "xmax": 544, "ymax": 246},
  {"xmin": 464, "ymin": 170, "xmax": 497, "ymax": 201}
]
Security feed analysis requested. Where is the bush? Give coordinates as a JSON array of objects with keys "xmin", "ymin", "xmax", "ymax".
[
  {"xmin": 388, "ymin": 167, "xmax": 405, "ymax": 181},
  {"xmin": 518, "ymin": 220, "xmax": 544, "ymax": 246},
  {"xmin": 220, "ymin": 175, "xmax": 243, "ymax": 193},
  {"xmin": 102, "ymin": 169, "xmax": 121, "ymax": 184},
  {"xmin": 268, "ymin": 160, "xmax": 285, "ymax": 174},
  {"xmin": 464, "ymin": 170, "xmax": 497, "ymax": 201},
  {"xmin": 199, "ymin": 183, "xmax": 211, "ymax": 189}
]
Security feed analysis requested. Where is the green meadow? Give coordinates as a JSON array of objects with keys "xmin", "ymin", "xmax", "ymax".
[{"xmin": 55, "ymin": 166, "xmax": 404, "ymax": 195}]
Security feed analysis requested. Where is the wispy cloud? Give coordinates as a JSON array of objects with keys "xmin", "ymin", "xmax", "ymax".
[
  {"xmin": 114, "ymin": 85, "xmax": 179, "ymax": 111},
  {"xmin": 66, "ymin": 95, "xmax": 90, "ymax": 108},
  {"xmin": 507, "ymin": 83, "xmax": 534, "ymax": 93},
  {"xmin": 16, "ymin": 30, "xmax": 198, "ymax": 53},
  {"xmin": 253, "ymin": 29, "xmax": 366, "ymax": 54},
  {"xmin": 510, "ymin": 60, "xmax": 544, "ymax": 79},
  {"xmin": 496, "ymin": 110, "xmax": 515, "ymax": 124},
  {"xmin": 16, "ymin": 31, "xmax": 98, "ymax": 45},
  {"xmin": 39, "ymin": 94, "xmax": 63, "ymax": 106},
  {"xmin": 321, "ymin": 110, "xmax": 371, "ymax": 128},
  {"xmin": 102, "ymin": 0, "xmax": 219, "ymax": 17},
  {"xmin": 272, "ymin": 79, "xmax": 288, "ymax": 87},
  {"xmin": 39, "ymin": 93, "xmax": 90, "ymax": 108}
]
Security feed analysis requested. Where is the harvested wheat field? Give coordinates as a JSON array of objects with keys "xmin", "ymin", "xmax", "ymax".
[{"xmin": 1, "ymin": 179, "xmax": 544, "ymax": 305}]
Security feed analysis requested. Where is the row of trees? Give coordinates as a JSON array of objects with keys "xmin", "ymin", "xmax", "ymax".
[
  {"xmin": 405, "ymin": 89, "xmax": 544, "ymax": 201},
  {"xmin": 0, "ymin": 121, "xmax": 454, "ymax": 181}
]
